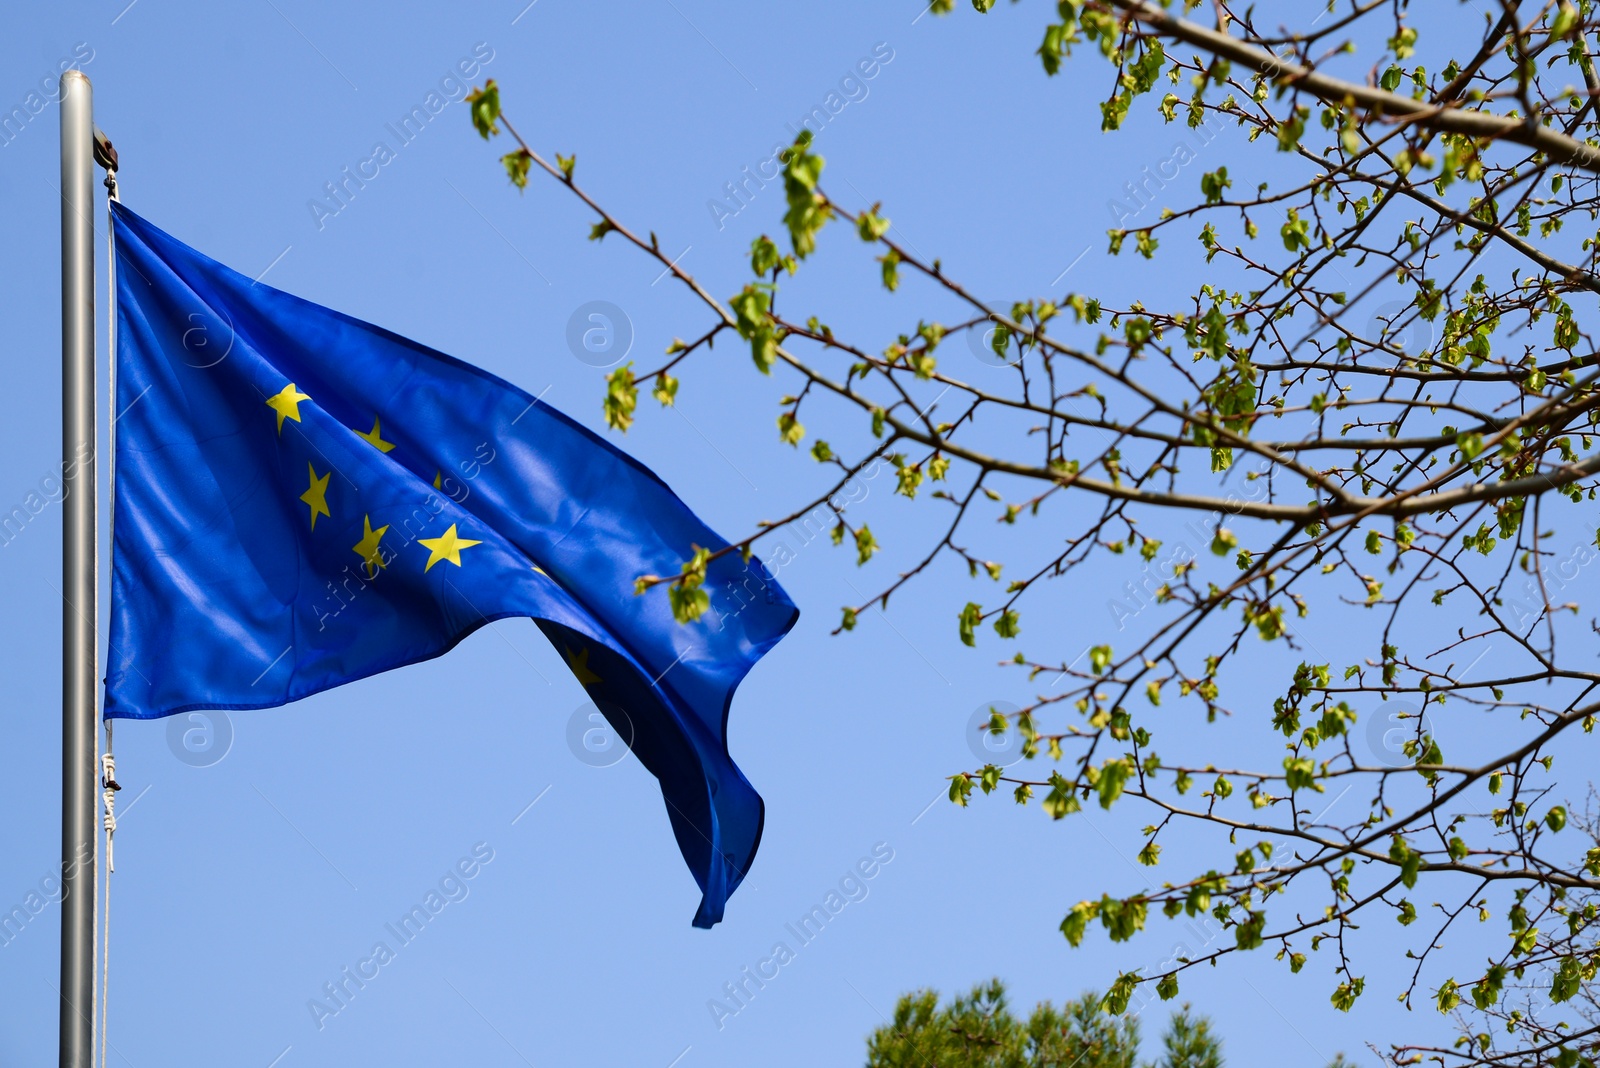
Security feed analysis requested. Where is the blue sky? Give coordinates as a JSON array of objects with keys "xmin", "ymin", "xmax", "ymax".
[{"xmin": 0, "ymin": 2, "xmax": 1537, "ymax": 1065}]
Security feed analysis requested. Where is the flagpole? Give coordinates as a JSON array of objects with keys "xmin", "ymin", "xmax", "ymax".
[{"xmin": 59, "ymin": 68, "xmax": 97, "ymax": 1068}]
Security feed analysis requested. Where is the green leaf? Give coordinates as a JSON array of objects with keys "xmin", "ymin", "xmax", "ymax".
[
  {"xmin": 780, "ymin": 130, "xmax": 831, "ymax": 258},
  {"xmin": 1552, "ymin": 1, "xmax": 1580, "ymax": 39},
  {"xmin": 1435, "ymin": 979, "xmax": 1460, "ymax": 1013},
  {"xmin": 1096, "ymin": 758, "xmax": 1130, "ymax": 808},
  {"xmin": 1101, "ymin": 971, "xmax": 1141, "ymax": 1014},
  {"xmin": 750, "ymin": 235, "xmax": 784, "ymax": 277},
  {"xmin": 1200, "ymin": 167, "xmax": 1231, "ymax": 204},
  {"xmin": 1415, "ymin": 736, "xmax": 1442, "ymax": 781},
  {"xmin": 896, "ymin": 460, "xmax": 923, "ymax": 498},
  {"xmin": 603, "ymin": 363, "xmax": 637, "ymax": 432},
  {"xmin": 1275, "ymin": 104, "xmax": 1307, "ymax": 151},
  {"xmin": 1389, "ymin": 26, "xmax": 1418, "ymax": 60},
  {"xmin": 1060, "ymin": 901, "xmax": 1094, "ymax": 946},
  {"xmin": 465, "ymin": 80, "xmax": 501, "ymax": 139},
  {"xmin": 1472, "ymin": 965, "xmax": 1506, "ymax": 1009},
  {"xmin": 856, "ymin": 208, "xmax": 891, "ymax": 242},
  {"xmin": 667, "ymin": 546, "xmax": 712, "ymax": 624},
  {"xmin": 958, "ymin": 602, "xmax": 982, "ymax": 647},
  {"xmin": 651, "ymin": 374, "xmax": 678, "ymax": 407},
  {"xmin": 1038, "ymin": 23, "xmax": 1067, "ymax": 76},
  {"xmin": 993, "ymin": 609, "xmax": 1020, "ymax": 639},
  {"xmin": 879, "ymin": 248, "xmax": 901, "ymax": 292},
  {"xmin": 1249, "ymin": 603, "xmax": 1287, "ymax": 642},
  {"xmin": 1279, "ymin": 208, "xmax": 1311, "ymax": 251},
  {"xmin": 669, "ymin": 583, "xmax": 708, "ymax": 623},
  {"xmin": 1042, "ymin": 773, "xmax": 1081, "ymax": 819},
  {"xmin": 948, "ymin": 774, "xmax": 974, "ymax": 807},
  {"xmin": 990, "ymin": 319, "xmax": 1011, "ymax": 360},
  {"xmin": 1552, "ymin": 955, "xmax": 1582, "ymax": 1003},
  {"xmin": 728, "ymin": 286, "xmax": 778, "ymax": 373},
  {"xmin": 1283, "ymin": 756, "xmax": 1320, "ymax": 792},
  {"xmin": 1330, "ymin": 976, "xmax": 1364, "ymax": 1011},
  {"xmin": 501, "ymin": 150, "xmax": 532, "ymax": 190},
  {"xmin": 854, "ymin": 525, "xmax": 878, "ymax": 566},
  {"xmin": 1389, "ymin": 836, "xmax": 1422, "ymax": 888},
  {"xmin": 1234, "ymin": 910, "xmax": 1266, "ymax": 950}
]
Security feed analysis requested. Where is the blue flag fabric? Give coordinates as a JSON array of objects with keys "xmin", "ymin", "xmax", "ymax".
[{"xmin": 104, "ymin": 203, "xmax": 796, "ymax": 927}]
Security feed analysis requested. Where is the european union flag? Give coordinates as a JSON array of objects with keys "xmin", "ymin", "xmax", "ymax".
[{"xmin": 105, "ymin": 204, "xmax": 796, "ymax": 927}]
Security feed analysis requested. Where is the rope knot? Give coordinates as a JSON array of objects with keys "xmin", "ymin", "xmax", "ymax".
[{"xmin": 100, "ymin": 752, "xmax": 119, "ymax": 870}]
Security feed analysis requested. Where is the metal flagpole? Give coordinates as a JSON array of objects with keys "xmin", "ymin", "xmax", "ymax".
[{"xmin": 58, "ymin": 68, "xmax": 97, "ymax": 1068}]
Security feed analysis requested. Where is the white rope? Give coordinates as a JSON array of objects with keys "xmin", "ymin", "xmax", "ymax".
[
  {"xmin": 98, "ymin": 744, "xmax": 116, "ymax": 1068},
  {"xmin": 91, "ymin": 718, "xmax": 102, "ymax": 1067},
  {"xmin": 98, "ymin": 167, "xmax": 120, "ymax": 1068},
  {"xmin": 99, "ymin": 753, "xmax": 116, "ymax": 872}
]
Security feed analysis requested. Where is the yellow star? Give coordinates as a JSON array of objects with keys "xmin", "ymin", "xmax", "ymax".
[
  {"xmin": 265, "ymin": 383, "xmax": 310, "ymax": 434},
  {"xmin": 300, "ymin": 463, "xmax": 331, "ymax": 531},
  {"xmin": 418, "ymin": 523, "xmax": 481, "ymax": 572},
  {"xmin": 354, "ymin": 416, "xmax": 396, "ymax": 453},
  {"xmin": 352, "ymin": 514, "xmax": 389, "ymax": 578},
  {"xmin": 432, "ymin": 470, "xmax": 442, "ymax": 489},
  {"xmin": 563, "ymin": 645, "xmax": 603, "ymax": 687}
]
